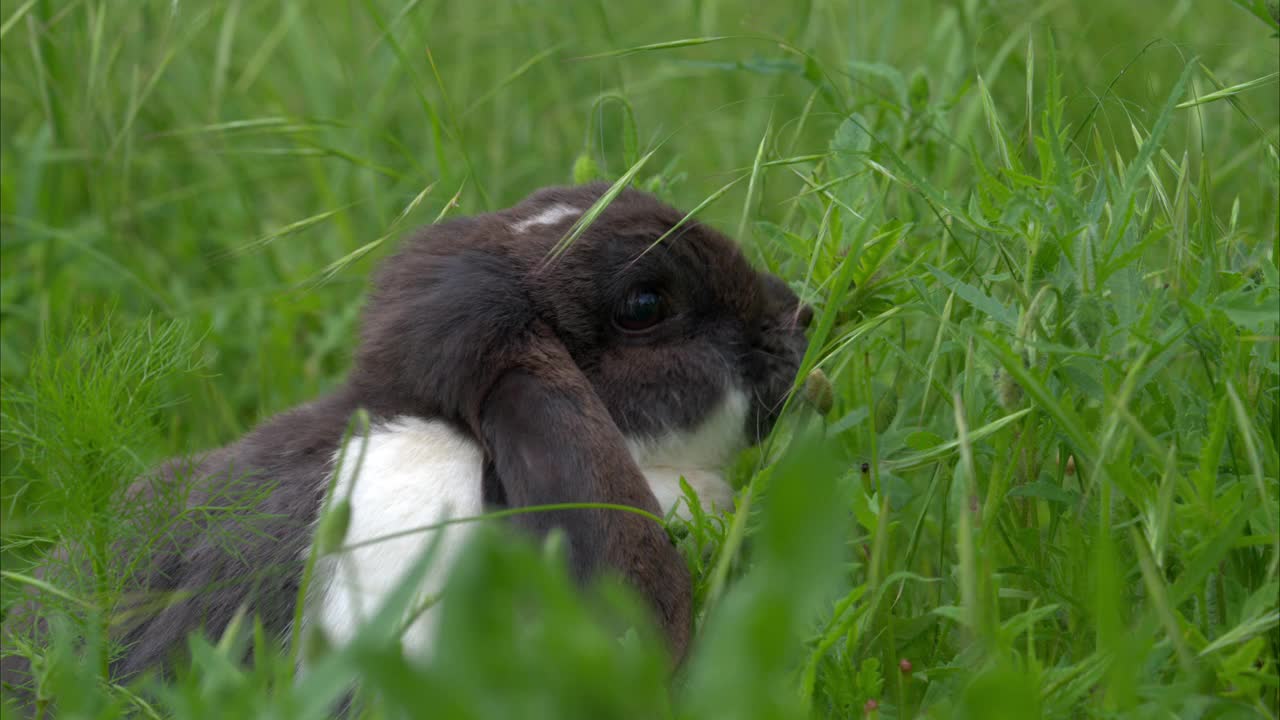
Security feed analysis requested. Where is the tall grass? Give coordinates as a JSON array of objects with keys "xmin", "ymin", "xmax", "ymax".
[{"xmin": 1, "ymin": 1, "xmax": 1278, "ymax": 717}]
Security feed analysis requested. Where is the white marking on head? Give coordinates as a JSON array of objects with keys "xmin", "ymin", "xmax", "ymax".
[
  {"xmin": 305, "ymin": 417, "xmax": 483, "ymax": 663},
  {"xmin": 627, "ymin": 388, "xmax": 750, "ymax": 519},
  {"xmin": 510, "ymin": 203, "xmax": 581, "ymax": 233}
]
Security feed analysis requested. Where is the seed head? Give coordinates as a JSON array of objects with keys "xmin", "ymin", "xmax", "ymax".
[
  {"xmin": 803, "ymin": 368, "xmax": 834, "ymax": 415},
  {"xmin": 572, "ymin": 152, "xmax": 600, "ymax": 185},
  {"xmin": 315, "ymin": 498, "xmax": 352, "ymax": 556}
]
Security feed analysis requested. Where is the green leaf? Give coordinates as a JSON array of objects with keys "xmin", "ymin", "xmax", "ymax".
[
  {"xmin": 1007, "ymin": 479, "xmax": 1078, "ymax": 505},
  {"xmin": 927, "ymin": 264, "xmax": 1019, "ymax": 329},
  {"xmin": 830, "ymin": 112, "xmax": 872, "ymax": 178}
]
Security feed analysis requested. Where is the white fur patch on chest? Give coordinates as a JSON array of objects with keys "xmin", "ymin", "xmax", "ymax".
[
  {"xmin": 628, "ymin": 388, "xmax": 749, "ymax": 519},
  {"xmin": 306, "ymin": 417, "xmax": 483, "ymax": 659}
]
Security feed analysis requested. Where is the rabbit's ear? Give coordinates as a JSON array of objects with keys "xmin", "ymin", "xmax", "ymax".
[{"xmin": 478, "ymin": 322, "xmax": 692, "ymax": 660}]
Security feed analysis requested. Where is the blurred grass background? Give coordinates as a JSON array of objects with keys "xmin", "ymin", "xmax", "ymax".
[{"xmin": 1, "ymin": 0, "xmax": 1278, "ymax": 718}]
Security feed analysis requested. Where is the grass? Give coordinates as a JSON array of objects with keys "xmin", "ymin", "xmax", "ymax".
[{"xmin": 1, "ymin": 0, "xmax": 1278, "ymax": 717}]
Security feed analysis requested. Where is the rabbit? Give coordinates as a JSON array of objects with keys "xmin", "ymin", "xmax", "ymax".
[{"xmin": 0, "ymin": 182, "xmax": 812, "ymax": 697}]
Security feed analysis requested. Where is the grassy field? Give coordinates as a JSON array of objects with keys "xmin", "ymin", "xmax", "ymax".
[{"xmin": 2, "ymin": 0, "xmax": 1278, "ymax": 717}]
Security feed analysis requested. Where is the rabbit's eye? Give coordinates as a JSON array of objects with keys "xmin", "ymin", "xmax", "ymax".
[{"xmin": 615, "ymin": 286, "xmax": 666, "ymax": 332}]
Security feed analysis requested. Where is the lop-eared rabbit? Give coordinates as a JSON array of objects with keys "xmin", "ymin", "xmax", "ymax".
[{"xmin": 1, "ymin": 183, "xmax": 811, "ymax": 698}]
